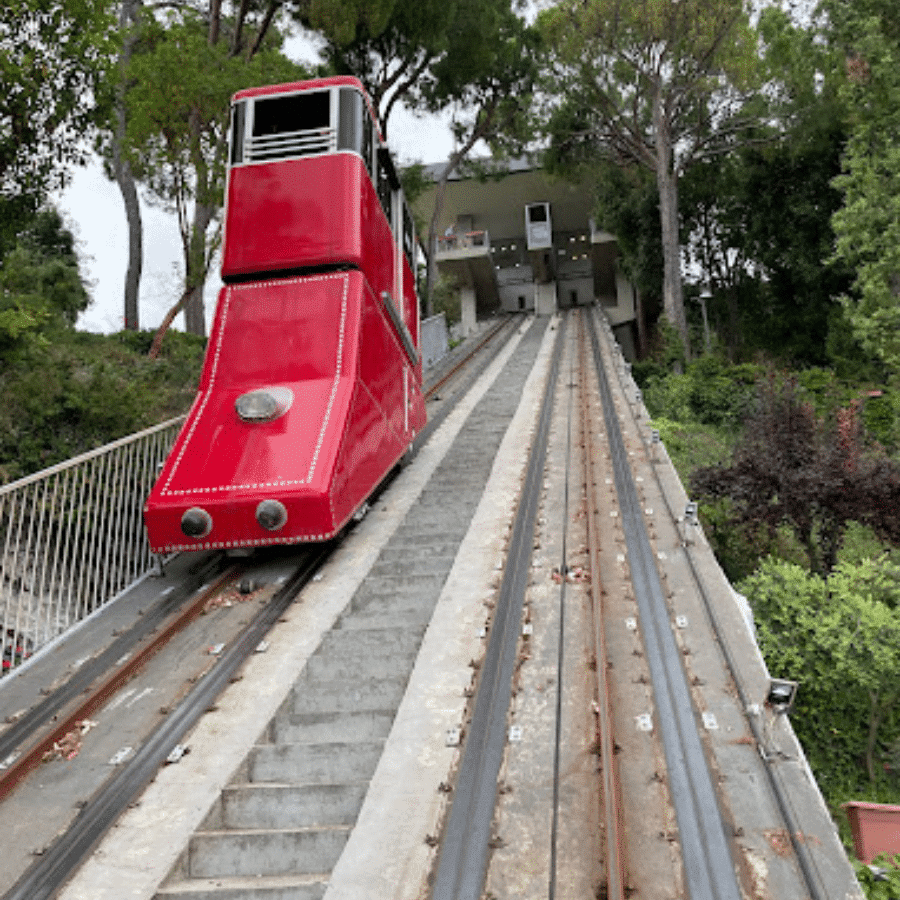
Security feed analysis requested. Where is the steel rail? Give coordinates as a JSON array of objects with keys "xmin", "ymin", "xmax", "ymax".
[
  {"xmin": 2, "ymin": 544, "xmax": 332, "ymax": 900},
  {"xmin": 0, "ymin": 558, "xmax": 235, "ymax": 804},
  {"xmin": 431, "ymin": 317, "xmax": 564, "ymax": 900},
  {"xmin": 612, "ymin": 330, "xmax": 831, "ymax": 900},
  {"xmin": 578, "ymin": 310, "xmax": 626, "ymax": 900},
  {"xmin": 585, "ymin": 310, "xmax": 742, "ymax": 900},
  {"xmin": 423, "ymin": 316, "xmax": 516, "ymax": 402},
  {"xmin": 548, "ymin": 316, "xmax": 575, "ymax": 900}
]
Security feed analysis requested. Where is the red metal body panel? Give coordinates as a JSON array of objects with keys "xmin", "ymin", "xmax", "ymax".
[
  {"xmin": 233, "ymin": 76, "xmax": 374, "ymax": 107},
  {"xmin": 222, "ymin": 154, "xmax": 393, "ymax": 290},
  {"xmin": 144, "ymin": 270, "xmax": 426, "ymax": 553}
]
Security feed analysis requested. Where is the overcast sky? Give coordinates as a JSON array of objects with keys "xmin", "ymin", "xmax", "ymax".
[{"xmin": 56, "ymin": 33, "xmax": 457, "ymax": 336}]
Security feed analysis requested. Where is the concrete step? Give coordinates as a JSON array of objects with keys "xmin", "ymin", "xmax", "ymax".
[
  {"xmin": 362, "ymin": 560, "xmax": 451, "ymax": 581},
  {"xmin": 351, "ymin": 572, "xmax": 451, "ymax": 596},
  {"xmin": 248, "ymin": 740, "xmax": 383, "ymax": 784},
  {"xmin": 221, "ymin": 782, "xmax": 367, "ymax": 829},
  {"xmin": 334, "ymin": 605, "xmax": 435, "ymax": 630},
  {"xmin": 272, "ymin": 709, "xmax": 396, "ymax": 744},
  {"xmin": 303, "ymin": 643, "xmax": 417, "ymax": 682},
  {"xmin": 313, "ymin": 625, "xmax": 424, "ymax": 659},
  {"xmin": 373, "ymin": 542, "xmax": 461, "ymax": 565},
  {"xmin": 155, "ymin": 873, "xmax": 327, "ymax": 900},
  {"xmin": 390, "ymin": 526, "xmax": 465, "ymax": 546},
  {"xmin": 290, "ymin": 675, "xmax": 408, "ymax": 715},
  {"xmin": 187, "ymin": 827, "xmax": 348, "ymax": 878},
  {"xmin": 345, "ymin": 592, "xmax": 437, "ymax": 623}
]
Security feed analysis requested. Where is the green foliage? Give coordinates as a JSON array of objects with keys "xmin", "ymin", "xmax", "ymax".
[
  {"xmin": 649, "ymin": 415, "xmax": 734, "ymax": 479},
  {"xmin": 303, "ymin": 0, "xmax": 395, "ymax": 47},
  {"xmin": 691, "ymin": 377, "xmax": 900, "ymax": 574},
  {"xmin": 861, "ymin": 392, "xmax": 900, "ymax": 450},
  {"xmin": 641, "ymin": 355, "xmax": 760, "ymax": 429},
  {"xmin": 680, "ymin": 114, "xmax": 854, "ymax": 367},
  {"xmin": 0, "ymin": 207, "xmax": 90, "ymax": 361},
  {"xmin": 0, "ymin": 0, "xmax": 115, "ymax": 198},
  {"xmin": 0, "ymin": 329, "xmax": 205, "ymax": 484},
  {"xmin": 854, "ymin": 855, "xmax": 900, "ymax": 900},
  {"xmin": 828, "ymin": 0, "xmax": 900, "ymax": 375},
  {"xmin": 430, "ymin": 274, "xmax": 461, "ymax": 326},
  {"xmin": 739, "ymin": 556, "xmax": 900, "ymax": 793},
  {"xmin": 840, "ymin": 522, "xmax": 900, "ymax": 569}
]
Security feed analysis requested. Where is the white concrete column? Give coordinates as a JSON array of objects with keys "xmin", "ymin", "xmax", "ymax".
[
  {"xmin": 534, "ymin": 280, "xmax": 557, "ymax": 316},
  {"xmin": 460, "ymin": 286, "xmax": 477, "ymax": 336}
]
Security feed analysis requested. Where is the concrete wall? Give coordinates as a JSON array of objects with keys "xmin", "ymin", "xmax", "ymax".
[
  {"xmin": 534, "ymin": 281, "xmax": 557, "ymax": 316},
  {"xmin": 556, "ymin": 276, "xmax": 594, "ymax": 307},
  {"xmin": 421, "ymin": 313, "xmax": 449, "ymax": 371},
  {"xmin": 605, "ymin": 272, "xmax": 637, "ymax": 327},
  {"xmin": 460, "ymin": 286, "xmax": 477, "ymax": 336}
]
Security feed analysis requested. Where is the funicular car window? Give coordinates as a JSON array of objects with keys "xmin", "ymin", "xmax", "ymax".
[
  {"xmin": 403, "ymin": 204, "xmax": 414, "ymax": 267},
  {"xmin": 230, "ymin": 101, "xmax": 246, "ymax": 164},
  {"xmin": 248, "ymin": 90, "xmax": 332, "ymax": 161},
  {"xmin": 377, "ymin": 154, "xmax": 393, "ymax": 225},
  {"xmin": 338, "ymin": 88, "xmax": 367, "ymax": 167}
]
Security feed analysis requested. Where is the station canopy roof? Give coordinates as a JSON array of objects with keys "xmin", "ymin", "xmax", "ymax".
[{"xmin": 409, "ymin": 155, "xmax": 602, "ymax": 243}]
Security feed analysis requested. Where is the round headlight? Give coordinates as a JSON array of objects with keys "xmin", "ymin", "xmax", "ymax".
[
  {"xmin": 235, "ymin": 387, "xmax": 293, "ymax": 422},
  {"xmin": 256, "ymin": 499, "xmax": 288, "ymax": 531},
  {"xmin": 181, "ymin": 507, "xmax": 213, "ymax": 538}
]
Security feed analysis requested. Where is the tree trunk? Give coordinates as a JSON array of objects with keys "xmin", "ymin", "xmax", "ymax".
[
  {"xmin": 425, "ymin": 165, "xmax": 455, "ymax": 320},
  {"xmin": 148, "ymin": 287, "xmax": 191, "ymax": 359},
  {"xmin": 866, "ymin": 692, "xmax": 883, "ymax": 784},
  {"xmin": 183, "ymin": 199, "xmax": 214, "ymax": 337},
  {"xmin": 653, "ymin": 94, "xmax": 689, "ymax": 359},
  {"xmin": 634, "ymin": 287, "xmax": 647, "ymax": 358},
  {"xmin": 113, "ymin": 0, "xmax": 143, "ymax": 331}
]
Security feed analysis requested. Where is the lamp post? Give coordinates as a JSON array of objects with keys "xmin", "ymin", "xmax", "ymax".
[{"xmin": 697, "ymin": 289, "xmax": 712, "ymax": 354}]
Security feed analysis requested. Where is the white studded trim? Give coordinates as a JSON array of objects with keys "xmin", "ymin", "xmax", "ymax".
[
  {"xmin": 306, "ymin": 273, "xmax": 348, "ymax": 483},
  {"xmin": 161, "ymin": 272, "xmax": 350, "ymax": 496}
]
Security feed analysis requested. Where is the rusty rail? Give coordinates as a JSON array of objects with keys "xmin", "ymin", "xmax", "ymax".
[{"xmin": 578, "ymin": 309, "xmax": 626, "ymax": 900}]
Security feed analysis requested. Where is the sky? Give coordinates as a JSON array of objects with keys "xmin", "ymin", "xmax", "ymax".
[{"xmin": 55, "ymin": 33, "xmax": 458, "ymax": 336}]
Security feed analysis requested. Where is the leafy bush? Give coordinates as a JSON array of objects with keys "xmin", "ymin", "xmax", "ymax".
[
  {"xmin": 640, "ymin": 353, "xmax": 761, "ymax": 429},
  {"xmin": 739, "ymin": 557, "xmax": 900, "ymax": 795},
  {"xmin": 853, "ymin": 855, "xmax": 900, "ymax": 900},
  {"xmin": 0, "ymin": 329, "xmax": 204, "ymax": 483},
  {"xmin": 691, "ymin": 377, "xmax": 900, "ymax": 575}
]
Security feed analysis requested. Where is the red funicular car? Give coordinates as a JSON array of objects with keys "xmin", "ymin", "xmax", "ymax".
[{"xmin": 144, "ymin": 77, "xmax": 426, "ymax": 553}]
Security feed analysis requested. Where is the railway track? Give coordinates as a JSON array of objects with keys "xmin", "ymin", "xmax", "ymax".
[{"xmin": 0, "ymin": 310, "xmax": 859, "ymax": 900}]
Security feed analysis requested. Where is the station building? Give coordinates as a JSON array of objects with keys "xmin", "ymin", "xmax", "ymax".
[{"xmin": 412, "ymin": 156, "xmax": 639, "ymax": 358}]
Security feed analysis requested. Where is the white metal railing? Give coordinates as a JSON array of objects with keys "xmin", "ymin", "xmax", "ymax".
[
  {"xmin": 245, "ymin": 126, "xmax": 336, "ymax": 162},
  {"xmin": 0, "ymin": 416, "xmax": 185, "ymax": 675}
]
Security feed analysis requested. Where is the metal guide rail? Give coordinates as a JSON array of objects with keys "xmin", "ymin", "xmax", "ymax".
[
  {"xmin": 434, "ymin": 308, "xmax": 746, "ymax": 900},
  {"xmin": 431, "ymin": 317, "xmax": 565, "ymax": 899},
  {"xmin": 2, "ymin": 548, "xmax": 330, "ymax": 900},
  {"xmin": 586, "ymin": 309, "xmax": 742, "ymax": 900},
  {"xmin": 577, "ymin": 309, "xmax": 626, "ymax": 900}
]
